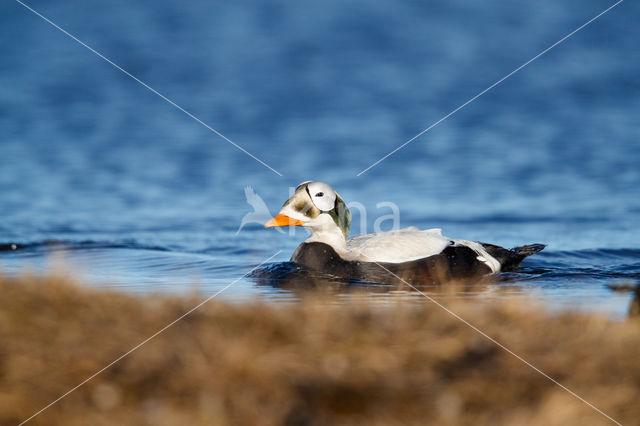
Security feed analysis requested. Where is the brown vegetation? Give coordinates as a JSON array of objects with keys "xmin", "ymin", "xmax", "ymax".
[{"xmin": 0, "ymin": 273, "xmax": 638, "ymax": 426}]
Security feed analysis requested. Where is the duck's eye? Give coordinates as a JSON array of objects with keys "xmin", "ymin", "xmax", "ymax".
[{"xmin": 315, "ymin": 192, "xmax": 324, "ymax": 197}]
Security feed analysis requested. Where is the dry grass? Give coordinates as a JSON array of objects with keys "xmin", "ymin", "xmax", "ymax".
[{"xmin": 0, "ymin": 274, "xmax": 638, "ymax": 426}]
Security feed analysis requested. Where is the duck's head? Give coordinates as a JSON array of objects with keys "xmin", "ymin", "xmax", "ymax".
[{"xmin": 264, "ymin": 181, "xmax": 351, "ymax": 237}]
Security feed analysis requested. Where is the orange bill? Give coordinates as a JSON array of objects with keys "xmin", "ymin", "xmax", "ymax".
[{"xmin": 264, "ymin": 214, "xmax": 305, "ymax": 228}]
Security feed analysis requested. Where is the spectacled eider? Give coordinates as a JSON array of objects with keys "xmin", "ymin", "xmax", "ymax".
[{"xmin": 264, "ymin": 181, "xmax": 545, "ymax": 285}]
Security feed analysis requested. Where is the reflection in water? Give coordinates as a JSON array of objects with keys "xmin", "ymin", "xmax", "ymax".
[
  {"xmin": 253, "ymin": 263, "xmax": 640, "ymax": 319},
  {"xmin": 250, "ymin": 262, "xmax": 526, "ymax": 304}
]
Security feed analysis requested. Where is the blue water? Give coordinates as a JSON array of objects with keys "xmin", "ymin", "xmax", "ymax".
[{"xmin": 1, "ymin": 0, "xmax": 639, "ymax": 317}]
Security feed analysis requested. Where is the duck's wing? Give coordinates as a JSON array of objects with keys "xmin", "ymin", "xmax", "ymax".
[
  {"xmin": 346, "ymin": 227, "xmax": 501, "ymax": 272},
  {"xmin": 346, "ymin": 227, "xmax": 451, "ymax": 263}
]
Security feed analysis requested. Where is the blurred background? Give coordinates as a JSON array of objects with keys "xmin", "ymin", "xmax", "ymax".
[{"xmin": 0, "ymin": 0, "xmax": 638, "ymax": 315}]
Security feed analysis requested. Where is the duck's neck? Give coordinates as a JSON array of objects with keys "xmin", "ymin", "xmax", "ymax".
[{"xmin": 304, "ymin": 224, "xmax": 348, "ymax": 257}]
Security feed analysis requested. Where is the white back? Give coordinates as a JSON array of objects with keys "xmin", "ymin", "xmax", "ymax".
[
  {"xmin": 344, "ymin": 227, "xmax": 500, "ymax": 272},
  {"xmin": 346, "ymin": 227, "xmax": 449, "ymax": 262}
]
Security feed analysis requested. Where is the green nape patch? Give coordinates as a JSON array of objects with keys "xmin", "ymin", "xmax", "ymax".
[{"xmin": 1, "ymin": 274, "xmax": 638, "ymax": 426}]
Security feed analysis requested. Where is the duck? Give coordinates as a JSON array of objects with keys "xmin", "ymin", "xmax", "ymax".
[{"xmin": 264, "ymin": 181, "xmax": 545, "ymax": 285}]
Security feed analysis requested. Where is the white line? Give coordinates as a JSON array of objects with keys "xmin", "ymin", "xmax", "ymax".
[
  {"xmin": 357, "ymin": 0, "xmax": 624, "ymax": 176},
  {"xmin": 362, "ymin": 256, "xmax": 622, "ymax": 425},
  {"xmin": 18, "ymin": 250, "xmax": 282, "ymax": 425},
  {"xmin": 15, "ymin": 0, "xmax": 283, "ymax": 177}
]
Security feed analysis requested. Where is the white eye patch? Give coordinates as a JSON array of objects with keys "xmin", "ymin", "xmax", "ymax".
[{"xmin": 306, "ymin": 181, "xmax": 336, "ymax": 211}]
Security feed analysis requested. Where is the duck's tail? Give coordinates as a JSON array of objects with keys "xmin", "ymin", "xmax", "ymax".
[
  {"xmin": 480, "ymin": 243, "xmax": 546, "ymax": 272},
  {"xmin": 512, "ymin": 244, "xmax": 546, "ymax": 257}
]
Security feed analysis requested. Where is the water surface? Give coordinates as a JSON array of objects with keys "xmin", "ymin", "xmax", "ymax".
[{"xmin": 1, "ymin": 0, "xmax": 639, "ymax": 317}]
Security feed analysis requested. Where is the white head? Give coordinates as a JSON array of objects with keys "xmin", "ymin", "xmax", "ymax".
[{"xmin": 264, "ymin": 181, "xmax": 351, "ymax": 238}]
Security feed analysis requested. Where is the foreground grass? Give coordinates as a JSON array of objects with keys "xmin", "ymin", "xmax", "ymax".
[{"xmin": 0, "ymin": 274, "xmax": 638, "ymax": 426}]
